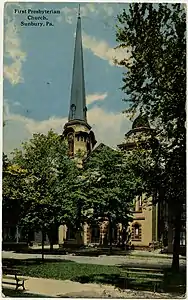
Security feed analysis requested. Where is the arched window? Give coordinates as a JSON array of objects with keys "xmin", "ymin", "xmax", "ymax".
[
  {"xmin": 68, "ymin": 133, "xmax": 74, "ymax": 157},
  {"xmin": 70, "ymin": 104, "xmax": 76, "ymax": 119},
  {"xmin": 132, "ymin": 223, "xmax": 142, "ymax": 241}
]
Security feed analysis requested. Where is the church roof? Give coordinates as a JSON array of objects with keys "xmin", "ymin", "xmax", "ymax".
[
  {"xmin": 83, "ymin": 143, "xmax": 113, "ymax": 163},
  {"xmin": 68, "ymin": 6, "xmax": 87, "ymax": 122},
  {"xmin": 132, "ymin": 114, "xmax": 150, "ymax": 129}
]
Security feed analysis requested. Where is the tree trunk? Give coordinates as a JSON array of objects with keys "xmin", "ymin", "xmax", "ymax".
[
  {"xmin": 50, "ymin": 241, "xmax": 53, "ymax": 251},
  {"xmin": 99, "ymin": 227, "xmax": 103, "ymax": 245},
  {"xmin": 108, "ymin": 218, "xmax": 112, "ymax": 253},
  {"xmin": 171, "ymin": 214, "xmax": 181, "ymax": 272},
  {"xmin": 47, "ymin": 232, "xmax": 54, "ymax": 252},
  {"xmin": 41, "ymin": 230, "xmax": 45, "ymax": 262},
  {"xmin": 47, "ymin": 226, "xmax": 59, "ymax": 252}
]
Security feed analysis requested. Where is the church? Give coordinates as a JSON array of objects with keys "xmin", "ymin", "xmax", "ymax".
[{"xmin": 57, "ymin": 8, "xmax": 161, "ymax": 250}]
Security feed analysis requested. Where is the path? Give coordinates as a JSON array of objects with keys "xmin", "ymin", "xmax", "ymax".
[
  {"xmin": 2, "ymin": 251, "xmax": 186, "ymax": 269},
  {"xmin": 2, "ymin": 277, "xmax": 185, "ymax": 298}
]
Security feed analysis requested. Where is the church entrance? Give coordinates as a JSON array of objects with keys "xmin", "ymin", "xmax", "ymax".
[{"xmin": 91, "ymin": 225, "xmax": 100, "ymax": 244}]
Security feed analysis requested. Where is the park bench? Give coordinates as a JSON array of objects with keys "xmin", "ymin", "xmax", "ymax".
[
  {"xmin": 120, "ymin": 267, "xmax": 164, "ymax": 292},
  {"xmin": 2, "ymin": 266, "xmax": 27, "ymax": 291}
]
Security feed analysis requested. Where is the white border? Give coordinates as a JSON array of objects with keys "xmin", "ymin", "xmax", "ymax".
[{"xmin": 1, "ymin": 2, "xmax": 187, "ymax": 300}]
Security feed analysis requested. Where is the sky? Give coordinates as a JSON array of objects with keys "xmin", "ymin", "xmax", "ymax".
[{"xmin": 3, "ymin": 2, "xmax": 133, "ymax": 156}]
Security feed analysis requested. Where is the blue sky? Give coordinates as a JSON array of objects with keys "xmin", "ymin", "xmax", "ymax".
[{"xmin": 3, "ymin": 2, "xmax": 133, "ymax": 155}]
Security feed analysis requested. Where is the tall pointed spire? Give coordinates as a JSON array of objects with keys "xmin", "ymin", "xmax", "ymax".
[
  {"xmin": 68, "ymin": 5, "xmax": 87, "ymax": 122},
  {"xmin": 78, "ymin": 4, "xmax": 80, "ymax": 17}
]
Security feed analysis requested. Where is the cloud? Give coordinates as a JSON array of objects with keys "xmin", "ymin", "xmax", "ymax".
[
  {"xmin": 57, "ymin": 4, "xmax": 114, "ymax": 24},
  {"xmin": 102, "ymin": 4, "xmax": 114, "ymax": 16},
  {"xmin": 3, "ymin": 101, "xmax": 131, "ymax": 155},
  {"xmin": 56, "ymin": 4, "xmax": 130, "ymax": 66},
  {"xmin": 86, "ymin": 93, "xmax": 107, "ymax": 105},
  {"xmin": 88, "ymin": 106, "xmax": 131, "ymax": 147},
  {"xmin": 3, "ymin": 6, "xmax": 27, "ymax": 85},
  {"xmin": 82, "ymin": 33, "xmax": 130, "ymax": 67},
  {"xmin": 57, "ymin": 7, "xmax": 79, "ymax": 24},
  {"xmin": 13, "ymin": 101, "xmax": 21, "ymax": 106}
]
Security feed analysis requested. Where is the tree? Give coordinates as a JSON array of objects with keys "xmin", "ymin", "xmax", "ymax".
[
  {"xmin": 82, "ymin": 145, "xmax": 140, "ymax": 250},
  {"xmin": 3, "ymin": 154, "xmax": 28, "ymax": 234},
  {"xmin": 115, "ymin": 3, "xmax": 186, "ymax": 270},
  {"xmin": 11, "ymin": 130, "xmax": 78, "ymax": 252}
]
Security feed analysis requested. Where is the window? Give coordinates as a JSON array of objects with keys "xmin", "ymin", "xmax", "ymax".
[
  {"xmin": 139, "ymin": 196, "xmax": 142, "ymax": 207},
  {"xmin": 138, "ymin": 195, "xmax": 142, "ymax": 212},
  {"xmin": 81, "ymin": 136, "xmax": 84, "ymax": 142},
  {"xmin": 68, "ymin": 133, "xmax": 74, "ymax": 157},
  {"xmin": 70, "ymin": 104, "xmax": 76, "ymax": 119},
  {"xmin": 135, "ymin": 227, "xmax": 139, "ymax": 236},
  {"xmin": 180, "ymin": 231, "xmax": 186, "ymax": 246},
  {"xmin": 132, "ymin": 223, "xmax": 142, "ymax": 241}
]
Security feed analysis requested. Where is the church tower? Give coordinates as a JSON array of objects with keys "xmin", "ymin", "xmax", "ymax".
[{"xmin": 63, "ymin": 6, "xmax": 97, "ymax": 163}]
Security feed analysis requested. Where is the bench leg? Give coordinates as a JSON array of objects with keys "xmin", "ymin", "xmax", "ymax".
[
  {"xmin": 18, "ymin": 281, "xmax": 25, "ymax": 291},
  {"xmin": 15, "ymin": 276, "xmax": 25, "ymax": 291},
  {"xmin": 154, "ymin": 282, "xmax": 158, "ymax": 293},
  {"xmin": 124, "ymin": 278, "xmax": 128, "ymax": 290},
  {"xmin": 126, "ymin": 277, "xmax": 128, "ymax": 289},
  {"xmin": 124, "ymin": 275, "xmax": 128, "ymax": 290},
  {"xmin": 15, "ymin": 276, "xmax": 19, "ymax": 291}
]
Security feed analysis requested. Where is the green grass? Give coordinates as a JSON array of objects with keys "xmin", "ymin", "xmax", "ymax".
[
  {"xmin": 19, "ymin": 260, "xmax": 120, "ymax": 280},
  {"xmin": 3, "ymin": 259, "xmax": 186, "ymax": 294}
]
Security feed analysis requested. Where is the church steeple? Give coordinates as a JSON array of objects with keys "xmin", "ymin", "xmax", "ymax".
[
  {"xmin": 63, "ymin": 5, "xmax": 97, "ymax": 162},
  {"xmin": 68, "ymin": 5, "xmax": 87, "ymax": 122}
]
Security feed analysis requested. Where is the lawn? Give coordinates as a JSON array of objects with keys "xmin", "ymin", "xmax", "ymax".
[
  {"xmin": 2, "ymin": 258, "xmax": 186, "ymax": 294},
  {"xmin": 19, "ymin": 260, "xmax": 120, "ymax": 281}
]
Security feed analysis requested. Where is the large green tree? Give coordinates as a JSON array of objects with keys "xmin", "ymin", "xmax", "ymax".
[
  {"xmin": 3, "ymin": 154, "xmax": 28, "ymax": 236},
  {"xmin": 115, "ymin": 3, "xmax": 186, "ymax": 270},
  {"xmin": 82, "ymin": 145, "xmax": 140, "ymax": 249},
  {"xmin": 11, "ymin": 130, "xmax": 78, "ymax": 251}
]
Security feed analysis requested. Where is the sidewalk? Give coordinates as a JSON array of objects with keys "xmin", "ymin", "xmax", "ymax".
[
  {"xmin": 2, "ymin": 251, "xmax": 186, "ymax": 269},
  {"xmin": 3, "ymin": 277, "xmax": 185, "ymax": 298},
  {"xmin": 25, "ymin": 277, "xmax": 109, "ymax": 298}
]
